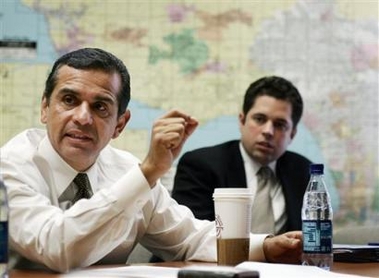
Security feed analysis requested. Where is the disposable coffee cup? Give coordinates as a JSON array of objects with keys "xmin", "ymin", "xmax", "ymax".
[{"xmin": 213, "ymin": 188, "xmax": 253, "ymax": 266}]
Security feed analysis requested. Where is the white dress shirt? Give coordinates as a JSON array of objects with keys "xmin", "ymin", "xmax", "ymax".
[
  {"xmin": 1, "ymin": 129, "xmax": 268, "ymax": 272},
  {"xmin": 239, "ymin": 143, "xmax": 287, "ymax": 234}
]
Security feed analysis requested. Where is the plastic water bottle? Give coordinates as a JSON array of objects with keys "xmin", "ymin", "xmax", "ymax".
[
  {"xmin": 301, "ymin": 164, "xmax": 333, "ymax": 270},
  {"xmin": 0, "ymin": 179, "xmax": 9, "ymax": 278}
]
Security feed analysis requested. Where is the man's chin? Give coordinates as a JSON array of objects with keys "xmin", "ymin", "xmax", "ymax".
[
  {"xmin": 60, "ymin": 148, "xmax": 96, "ymax": 169},
  {"xmin": 252, "ymin": 152, "xmax": 273, "ymax": 165}
]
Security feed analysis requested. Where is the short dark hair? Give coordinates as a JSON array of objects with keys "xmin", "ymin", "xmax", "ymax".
[
  {"xmin": 242, "ymin": 76, "xmax": 303, "ymax": 128},
  {"xmin": 43, "ymin": 48, "xmax": 130, "ymax": 116}
]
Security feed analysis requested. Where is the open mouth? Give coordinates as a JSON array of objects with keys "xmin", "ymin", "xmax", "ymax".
[
  {"xmin": 257, "ymin": 141, "xmax": 273, "ymax": 151},
  {"xmin": 68, "ymin": 134, "xmax": 90, "ymax": 139},
  {"xmin": 66, "ymin": 132, "xmax": 92, "ymax": 142}
]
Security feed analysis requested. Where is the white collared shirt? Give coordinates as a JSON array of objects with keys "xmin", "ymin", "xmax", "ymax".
[
  {"xmin": 239, "ymin": 143, "xmax": 287, "ymax": 234},
  {"xmin": 1, "ymin": 129, "xmax": 268, "ymax": 272}
]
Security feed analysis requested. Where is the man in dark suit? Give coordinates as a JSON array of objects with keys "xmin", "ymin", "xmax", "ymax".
[{"xmin": 171, "ymin": 76, "xmax": 312, "ymax": 234}]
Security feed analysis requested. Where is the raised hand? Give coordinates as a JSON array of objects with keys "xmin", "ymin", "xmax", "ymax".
[{"xmin": 140, "ymin": 109, "xmax": 198, "ymax": 187}]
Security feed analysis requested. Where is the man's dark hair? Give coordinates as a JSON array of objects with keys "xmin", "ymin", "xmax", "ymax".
[
  {"xmin": 242, "ymin": 76, "xmax": 303, "ymax": 128},
  {"xmin": 43, "ymin": 48, "xmax": 130, "ymax": 116}
]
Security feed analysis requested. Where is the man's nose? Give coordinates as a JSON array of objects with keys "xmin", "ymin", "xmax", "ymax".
[
  {"xmin": 73, "ymin": 103, "xmax": 93, "ymax": 125},
  {"xmin": 262, "ymin": 121, "xmax": 274, "ymax": 136}
]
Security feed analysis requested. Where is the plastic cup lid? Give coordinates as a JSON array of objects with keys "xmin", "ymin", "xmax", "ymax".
[{"xmin": 213, "ymin": 188, "xmax": 253, "ymax": 199}]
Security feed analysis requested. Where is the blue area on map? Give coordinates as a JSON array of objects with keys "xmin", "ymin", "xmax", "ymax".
[
  {"xmin": 1, "ymin": 0, "xmax": 57, "ymax": 63},
  {"xmin": 1, "ymin": 0, "xmax": 339, "ymax": 210}
]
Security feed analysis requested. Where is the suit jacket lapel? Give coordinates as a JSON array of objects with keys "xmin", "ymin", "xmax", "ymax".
[{"xmin": 225, "ymin": 141, "xmax": 247, "ymax": 188}]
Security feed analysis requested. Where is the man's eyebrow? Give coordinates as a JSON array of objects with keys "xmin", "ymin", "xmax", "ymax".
[
  {"xmin": 93, "ymin": 95, "xmax": 117, "ymax": 105},
  {"xmin": 275, "ymin": 118, "xmax": 289, "ymax": 123},
  {"xmin": 251, "ymin": 112, "xmax": 266, "ymax": 117},
  {"xmin": 56, "ymin": 87, "xmax": 77, "ymax": 96}
]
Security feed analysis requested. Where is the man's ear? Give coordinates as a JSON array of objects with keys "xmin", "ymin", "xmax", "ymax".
[
  {"xmin": 238, "ymin": 112, "xmax": 246, "ymax": 126},
  {"xmin": 112, "ymin": 109, "xmax": 131, "ymax": 139},
  {"xmin": 290, "ymin": 127, "xmax": 297, "ymax": 140},
  {"xmin": 40, "ymin": 96, "xmax": 48, "ymax": 124}
]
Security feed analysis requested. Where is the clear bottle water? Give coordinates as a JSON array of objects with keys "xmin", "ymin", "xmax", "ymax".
[
  {"xmin": 0, "ymin": 179, "xmax": 9, "ymax": 278},
  {"xmin": 301, "ymin": 164, "xmax": 333, "ymax": 271}
]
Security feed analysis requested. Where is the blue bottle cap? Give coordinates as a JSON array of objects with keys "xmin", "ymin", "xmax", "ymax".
[{"xmin": 310, "ymin": 164, "xmax": 324, "ymax": 174}]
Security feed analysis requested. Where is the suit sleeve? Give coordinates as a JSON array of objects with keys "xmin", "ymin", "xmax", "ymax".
[{"xmin": 171, "ymin": 152, "xmax": 216, "ymax": 221}]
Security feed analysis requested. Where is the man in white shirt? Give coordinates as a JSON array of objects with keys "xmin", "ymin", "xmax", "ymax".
[{"xmin": 1, "ymin": 48, "xmax": 302, "ymax": 273}]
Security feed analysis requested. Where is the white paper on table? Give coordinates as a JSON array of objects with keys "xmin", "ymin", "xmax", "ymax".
[
  {"xmin": 60, "ymin": 265, "xmax": 179, "ymax": 278},
  {"xmin": 60, "ymin": 262, "xmax": 369, "ymax": 278},
  {"xmin": 237, "ymin": 262, "xmax": 368, "ymax": 278}
]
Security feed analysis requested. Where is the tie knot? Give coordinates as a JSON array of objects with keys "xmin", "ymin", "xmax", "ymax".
[
  {"xmin": 258, "ymin": 166, "xmax": 273, "ymax": 180},
  {"xmin": 73, "ymin": 173, "xmax": 92, "ymax": 202},
  {"xmin": 74, "ymin": 173, "xmax": 89, "ymax": 185}
]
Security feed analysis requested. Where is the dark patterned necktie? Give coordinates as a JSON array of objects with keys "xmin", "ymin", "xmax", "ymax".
[
  {"xmin": 251, "ymin": 166, "xmax": 275, "ymax": 233},
  {"xmin": 72, "ymin": 173, "xmax": 93, "ymax": 203}
]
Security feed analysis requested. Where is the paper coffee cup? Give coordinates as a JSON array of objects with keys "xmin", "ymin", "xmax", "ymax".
[{"xmin": 213, "ymin": 188, "xmax": 253, "ymax": 265}]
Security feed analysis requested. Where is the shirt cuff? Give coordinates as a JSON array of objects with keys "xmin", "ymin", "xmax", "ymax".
[{"xmin": 249, "ymin": 233, "xmax": 271, "ymax": 262}]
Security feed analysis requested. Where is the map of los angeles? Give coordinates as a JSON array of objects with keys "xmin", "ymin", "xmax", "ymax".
[{"xmin": 1, "ymin": 0, "xmax": 378, "ymax": 227}]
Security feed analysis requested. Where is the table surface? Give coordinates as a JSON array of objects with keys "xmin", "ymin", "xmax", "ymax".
[{"xmin": 8, "ymin": 261, "xmax": 379, "ymax": 278}]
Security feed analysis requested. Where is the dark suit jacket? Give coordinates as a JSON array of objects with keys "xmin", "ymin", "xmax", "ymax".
[{"xmin": 171, "ymin": 140, "xmax": 312, "ymax": 232}]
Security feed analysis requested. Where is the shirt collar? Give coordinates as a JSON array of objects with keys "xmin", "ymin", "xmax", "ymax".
[
  {"xmin": 239, "ymin": 142, "xmax": 277, "ymax": 175},
  {"xmin": 37, "ymin": 135, "xmax": 98, "ymax": 198}
]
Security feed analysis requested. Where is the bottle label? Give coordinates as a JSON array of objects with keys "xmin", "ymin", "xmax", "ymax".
[
  {"xmin": 0, "ymin": 221, "xmax": 8, "ymax": 263},
  {"xmin": 302, "ymin": 220, "xmax": 332, "ymax": 254}
]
